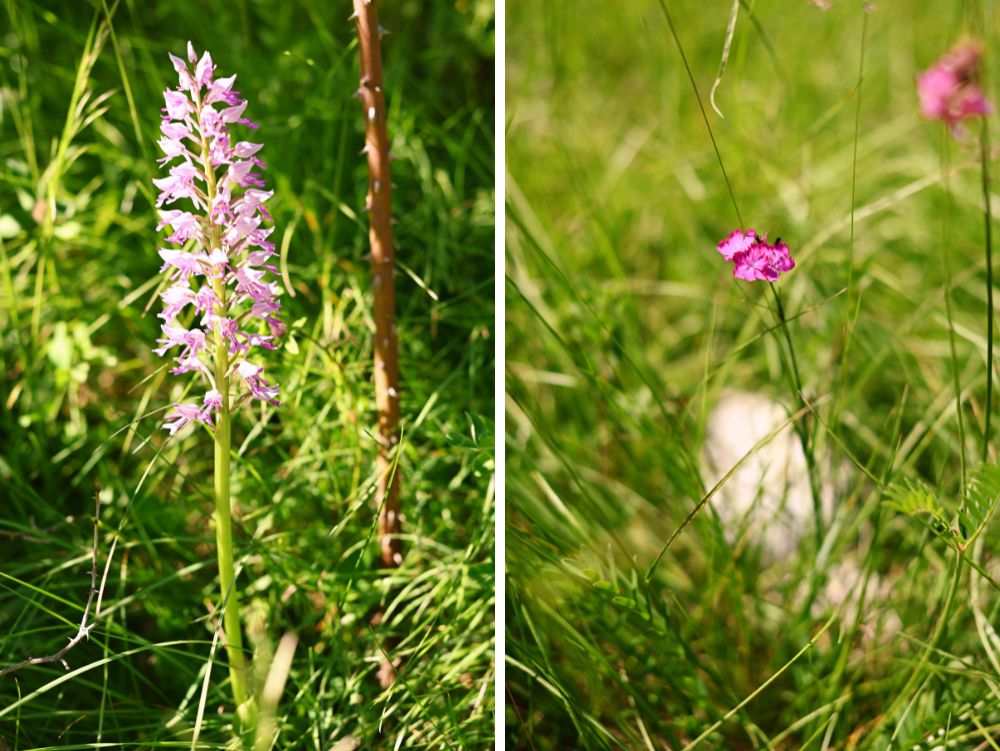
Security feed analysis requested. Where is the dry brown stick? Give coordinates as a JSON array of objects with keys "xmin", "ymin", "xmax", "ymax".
[
  {"xmin": 352, "ymin": 0, "xmax": 403, "ymax": 569},
  {"xmin": 0, "ymin": 500, "xmax": 114, "ymax": 677}
]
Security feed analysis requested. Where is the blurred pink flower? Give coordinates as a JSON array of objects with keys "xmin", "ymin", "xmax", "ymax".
[
  {"xmin": 716, "ymin": 230, "xmax": 795, "ymax": 282},
  {"xmin": 918, "ymin": 39, "xmax": 992, "ymax": 135}
]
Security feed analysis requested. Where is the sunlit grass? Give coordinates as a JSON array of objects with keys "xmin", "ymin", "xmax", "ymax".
[{"xmin": 0, "ymin": 1, "xmax": 494, "ymax": 748}]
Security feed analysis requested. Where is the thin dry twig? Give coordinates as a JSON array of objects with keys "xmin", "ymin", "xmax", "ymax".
[{"xmin": 0, "ymin": 500, "xmax": 114, "ymax": 677}]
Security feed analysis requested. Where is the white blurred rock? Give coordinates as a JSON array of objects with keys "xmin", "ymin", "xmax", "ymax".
[
  {"xmin": 702, "ymin": 390, "xmax": 826, "ymax": 561},
  {"xmin": 702, "ymin": 391, "xmax": 902, "ymax": 640},
  {"xmin": 819, "ymin": 558, "xmax": 901, "ymax": 642}
]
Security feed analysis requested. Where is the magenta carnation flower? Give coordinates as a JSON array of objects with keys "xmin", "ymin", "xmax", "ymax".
[
  {"xmin": 154, "ymin": 43, "xmax": 281, "ymax": 435},
  {"xmin": 917, "ymin": 39, "xmax": 992, "ymax": 135},
  {"xmin": 716, "ymin": 230, "xmax": 795, "ymax": 282}
]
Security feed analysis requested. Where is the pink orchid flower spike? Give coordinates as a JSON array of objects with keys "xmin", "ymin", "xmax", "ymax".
[{"xmin": 154, "ymin": 43, "xmax": 282, "ymax": 434}]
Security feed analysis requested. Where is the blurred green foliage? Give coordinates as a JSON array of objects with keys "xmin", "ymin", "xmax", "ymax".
[{"xmin": 507, "ymin": 0, "xmax": 1000, "ymax": 748}]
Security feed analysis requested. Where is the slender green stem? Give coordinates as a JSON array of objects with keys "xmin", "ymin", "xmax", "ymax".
[
  {"xmin": 942, "ymin": 131, "xmax": 968, "ymax": 492},
  {"xmin": 213, "ymin": 317, "xmax": 249, "ymax": 713},
  {"xmin": 771, "ymin": 286, "xmax": 804, "ymax": 411},
  {"xmin": 981, "ymin": 120, "xmax": 994, "ymax": 463},
  {"xmin": 846, "ymin": 12, "xmax": 867, "ymax": 306},
  {"xmin": 770, "ymin": 283, "xmax": 824, "ymax": 546},
  {"xmin": 657, "ymin": 0, "xmax": 743, "ymax": 229},
  {"xmin": 197, "ymin": 91, "xmax": 249, "ymax": 719},
  {"xmin": 832, "ymin": 9, "xmax": 867, "ymax": 433}
]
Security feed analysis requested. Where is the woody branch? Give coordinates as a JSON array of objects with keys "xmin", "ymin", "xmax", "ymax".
[{"xmin": 352, "ymin": 0, "xmax": 403, "ymax": 568}]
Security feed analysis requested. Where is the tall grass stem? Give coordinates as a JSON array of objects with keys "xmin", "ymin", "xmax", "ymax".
[
  {"xmin": 833, "ymin": 9, "xmax": 868, "ymax": 432},
  {"xmin": 657, "ymin": 0, "xmax": 743, "ymax": 229},
  {"xmin": 981, "ymin": 120, "xmax": 994, "ymax": 463}
]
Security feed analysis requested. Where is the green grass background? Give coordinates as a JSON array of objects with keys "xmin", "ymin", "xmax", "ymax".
[
  {"xmin": 0, "ymin": 0, "xmax": 494, "ymax": 748},
  {"xmin": 507, "ymin": 1, "xmax": 1000, "ymax": 748}
]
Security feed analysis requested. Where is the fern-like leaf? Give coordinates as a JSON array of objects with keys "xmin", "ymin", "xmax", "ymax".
[
  {"xmin": 884, "ymin": 478, "xmax": 950, "ymax": 536},
  {"xmin": 958, "ymin": 463, "xmax": 1000, "ymax": 547}
]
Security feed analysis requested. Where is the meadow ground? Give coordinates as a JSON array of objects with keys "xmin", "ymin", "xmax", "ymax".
[
  {"xmin": 0, "ymin": 1, "xmax": 494, "ymax": 748},
  {"xmin": 507, "ymin": 1, "xmax": 1000, "ymax": 748}
]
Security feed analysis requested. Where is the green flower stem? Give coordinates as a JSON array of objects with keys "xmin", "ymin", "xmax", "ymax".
[
  {"xmin": 980, "ymin": 120, "xmax": 994, "ymax": 463},
  {"xmin": 941, "ymin": 131, "xmax": 968, "ymax": 492},
  {"xmin": 197, "ymin": 93, "xmax": 250, "ymax": 720},
  {"xmin": 769, "ymin": 283, "xmax": 824, "ymax": 546},
  {"xmin": 212, "ymin": 310, "xmax": 249, "ymax": 714}
]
